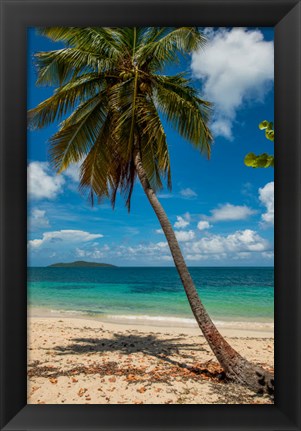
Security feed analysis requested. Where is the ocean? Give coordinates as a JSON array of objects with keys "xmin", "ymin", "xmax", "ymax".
[{"xmin": 28, "ymin": 266, "xmax": 274, "ymax": 330}]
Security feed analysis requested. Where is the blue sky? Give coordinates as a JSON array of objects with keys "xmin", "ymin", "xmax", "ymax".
[{"xmin": 27, "ymin": 27, "xmax": 274, "ymax": 267}]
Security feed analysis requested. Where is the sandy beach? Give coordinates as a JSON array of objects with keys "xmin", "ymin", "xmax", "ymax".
[{"xmin": 28, "ymin": 316, "xmax": 274, "ymax": 404}]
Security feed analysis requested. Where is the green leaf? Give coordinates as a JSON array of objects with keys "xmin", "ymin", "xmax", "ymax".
[
  {"xmin": 255, "ymin": 153, "xmax": 269, "ymax": 168},
  {"xmin": 266, "ymin": 155, "xmax": 274, "ymax": 167},
  {"xmin": 245, "ymin": 153, "xmax": 274, "ymax": 168},
  {"xmin": 244, "ymin": 152, "xmax": 257, "ymax": 167},
  {"xmin": 265, "ymin": 129, "xmax": 274, "ymax": 141},
  {"xmin": 259, "ymin": 120, "xmax": 269, "ymax": 130}
]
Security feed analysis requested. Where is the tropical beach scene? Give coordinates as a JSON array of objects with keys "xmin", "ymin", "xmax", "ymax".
[{"xmin": 27, "ymin": 27, "xmax": 274, "ymax": 404}]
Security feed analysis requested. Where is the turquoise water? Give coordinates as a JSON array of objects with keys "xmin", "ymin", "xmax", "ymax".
[{"xmin": 28, "ymin": 267, "xmax": 274, "ymax": 327}]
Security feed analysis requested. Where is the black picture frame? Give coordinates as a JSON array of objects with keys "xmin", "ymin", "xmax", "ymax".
[{"xmin": 0, "ymin": 0, "xmax": 300, "ymax": 430}]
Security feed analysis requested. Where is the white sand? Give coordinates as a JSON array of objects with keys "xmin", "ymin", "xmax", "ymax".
[{"xmin": 27, "ymin": 316, "xmax": 274, "ymax": 405}]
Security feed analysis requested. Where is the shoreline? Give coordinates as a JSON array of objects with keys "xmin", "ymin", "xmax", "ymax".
[{"xmin": 28, "ymin": 307, "xmax": 274, "ymax": 338}]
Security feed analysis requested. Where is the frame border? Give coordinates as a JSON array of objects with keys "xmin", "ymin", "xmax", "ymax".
[{"xmin": 1, "ymin": 0, "xmax": 300, "ymax": 430}]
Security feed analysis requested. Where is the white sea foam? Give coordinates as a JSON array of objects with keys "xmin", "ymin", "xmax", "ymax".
[
  {"xmin": 50, "ymin": 309, "xmax": 87, "ymax": 315},
  {"xmin": 104, "ymin": 314, "xmax": 274, "ymax": 330},
  {"xmin": 33, "ymin": 308, "xmax": 273, "ymax": 331},
  {"xmin": 106, "ymin": 314, "xmax": 196, "ymax": 325}
]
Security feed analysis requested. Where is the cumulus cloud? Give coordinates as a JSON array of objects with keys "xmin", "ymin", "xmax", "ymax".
[
  {"xmin": 262, "ymin": 251, "xmax": 274, "ymax": 259},
  {"xmin": 157, "ymin": 242, "xmax": 168, "ymax": 249},
  {"xmin": 117, "ymin": 242, "xmax": 171, "ymax": 262},
  {"xmin": 174, "ymin": 215, "xmax": 190, "ymax": 229},
  {"xmin": 29, "ymin": 209, "xmax": 50, "ymax": 230},
  {"xmin": 64, "ymin": 164, "xmax": 80, "ymax": 182},
  {"xmin": 76, "ymin": 248, "xmax": 104, "ymax": 259},
  {"xmin": 197, "ymin": 220, "xmax": 211, "ymax": 231},
  {"xmin": 175, "ymin": 230, "xmax": 195, "ymax": 242},
  {"xmin": 28, "ymin": 224, "xmax": 273, "ymax": 265},
  {"xmin": 28, "ymin": 160, "xmax": 85, "ymax": 201},
  {"xmin": 75, "ymin": 241, "xmax": 172, "ymax": 264},
  {"xmin": 259, "ymin": 181, "xmax": 274, "ymax": 224},
  {"xmin": 184, "ymin": 229, "xmax": 270, "ymax": 261},
  {"xmin": 208, "ymin": 203, "xmax": 256, "ymax": 221},
  {"xmin": 63, "ymin": 160, "xmax": 85, "ymax": 183},
  {"xmin": 191, "ymin": 28, "xmax": 274, "ymax": 139},
  {"xmin": 179, "ymin": 188, "xmax": 197, "ymax": 198},
  {"xmin": 95, "ymin": 228, "xmax": 271, "ymax": 264},
  {"xmin": 76, "ymin": 244, "xmax": 110, "ymax": 259},
  {"xmin": 28, "ymin": 229, "xmax": 103, "ymax": 249},
  {"xmin": 28, "ymin": 162, "xmax": 65, "ymax": 200}
]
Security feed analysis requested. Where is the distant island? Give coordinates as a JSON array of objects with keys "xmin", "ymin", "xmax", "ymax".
[{"xmin": 48, "ymin": 261, "xmax": 117, "ymax": 268}]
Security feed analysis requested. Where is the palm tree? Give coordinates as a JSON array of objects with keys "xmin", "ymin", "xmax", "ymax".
[{"xmin": 28, "ymin": 27, "xmax": 274, "ymax": 395}]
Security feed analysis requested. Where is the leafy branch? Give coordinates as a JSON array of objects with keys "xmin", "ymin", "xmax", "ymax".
[{"xmin": 244, "ymin": 120, "xmax": 274, "ymax": 168}]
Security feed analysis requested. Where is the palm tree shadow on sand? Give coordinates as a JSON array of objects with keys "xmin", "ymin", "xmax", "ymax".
[
  {"xmin": 55, "ymin": 333, "xmax": 206, "ymax": 363},
  {"xmin": 28, "ymin": 333, "xmax": 273, "ymax": 403},
  {"xmin": 48, "ymin": 333, "xmax": 226, "ymax": 381}
]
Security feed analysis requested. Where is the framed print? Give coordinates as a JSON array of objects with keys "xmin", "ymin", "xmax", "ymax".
[{"xmin": 0, "ymin": 0, "xmax": 300, "ymax": 430}]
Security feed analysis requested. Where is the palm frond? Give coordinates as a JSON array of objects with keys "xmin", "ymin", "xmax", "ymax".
[
  {"xmin": 49, "ymin": 94, "xmax": 107, "ymax": 172},
  {"xmin": 38, "ymin": 27, "xmax": 122, "ymax": 58},
  {"xmin": 108, "ymin": 78, "xmax": 138, "ymax": 161},
  {"xmin": 137, "ymin": 27, "xmax": 206, "ymax": 70},
  {"xmin": 140, "ymin": 27, "xmax": 170, "ymax": 45},
  {"xmin": 34, "ymin": 47, "xmax": 119, "ymax": 87},
  {"xmin": 136, "ymin": 96, "xmax": 171, "ymax": 190},
  {"xmin": 111, "ymin": 27, "xmax": 145, "ymax": 53},
  {"xmin": 79, "ymin": 115, "xmax": 112, "ymax": 205},
  {"xmin": 153, "ymin": 76, "xmax": 213, "ymax": 157},
  {"xmin": 28, "ymin": 73, "xmax": 102, "ymax": 129}
]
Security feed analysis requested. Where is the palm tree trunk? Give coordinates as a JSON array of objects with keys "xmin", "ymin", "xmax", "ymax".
[{"xmin": 134, "ymin": 149, "xmax": 274, "ymax": 396}]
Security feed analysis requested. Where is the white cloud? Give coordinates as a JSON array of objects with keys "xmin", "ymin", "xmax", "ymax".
[
  {"xmin": 191, "ymin": 28, "xmax": 274, "ymax": 139},
  {"xmin": 186, "ymin": 254, "xmax": 207, "ymax": 261},
  {"xmin": 259, "ymin": 181, "xmax": 274, "ymax": 224},
  {"xmin": 161, "ymin": 255, "xmax": 173, "ymax": 261},
  {"xmin": 209, "ymin": 203, "xmax": 256, "ymax": 221},
  {"xmin": 28, "ymin": 229, "xmax": 103, "ymax": 249},
  {"xmin": 75, "ymin": 248, "xmax": 86, "ymax": 258},
  {"xmin": 262, "ymin": 251, "xmax": 274, "ymax": 259},
  {"xmin": 236, "ymin": 252, "xmax": 251, "ymax": 259},
  {"xmin": 174, "ymin": 215, "xmax": 190, "ymax": 229},
  {"xmin": 155, "ymin": 229, "xmax": 163, "ymax": 234},
  {"xmin": 28, "ymin": 160, "xmax": 84, "ymax": 201},
  {"xmin": 183, "ymin": 212, "xmax": 191, "ymax": 221},
  {"xmin": 157, "ymin": 193, "xmax": 173, "ymax": 199},
  {"xmin": 28, "ymin": 224, "xmax": 273, "ymax": 265},
  {"xmin": 175, "ymin": 230, "xmax": 195, "ymax": 242},
  {"xmin": 211, "ymin": 119, "xmax": 233, "ymax": 140},
  {"xmin": 28, "ymin": 162, "xmax": 65, "ymax": 200},
  {"xmin": 185, "ymin": 229, "xmax": 270, "ymax": 260},
  {"xmin": 63, "ymin": 160, "xmax": 84, "ymax": 183},
  {"xmin": 197, "ymin": 220, "xmax": 211, "ymax": 231},
  {"xmin": 72, "ymin": 241, "xmax": 173, "ymax": 265},
  {"xmin": 111, "ymin": 242, "xmax": 171, "ymax": 262},
  {"xmin": 157, "ymin": 241, "xmax": 168, "ymax": 248},
  {"xmin": 75, "ymin": 244, "xmax": 111, "ymax": 259},
  {"xmin": 29, "ymin": 239, "xmax": 44, "ymax": 248},
  {"xmin": 241, "ymin": 182, "xmax": 254, "ymax": 198},
  {"xmin": 76, "ymin": 248, "xmax": 103, "ymax": 259},
  {"xmin": 29, "ymin": 209, "xmax": 50, "ymax": 230},
  {"xmin": 179, "ymin": 188, "xmax": 197, "ymax": 198}
]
